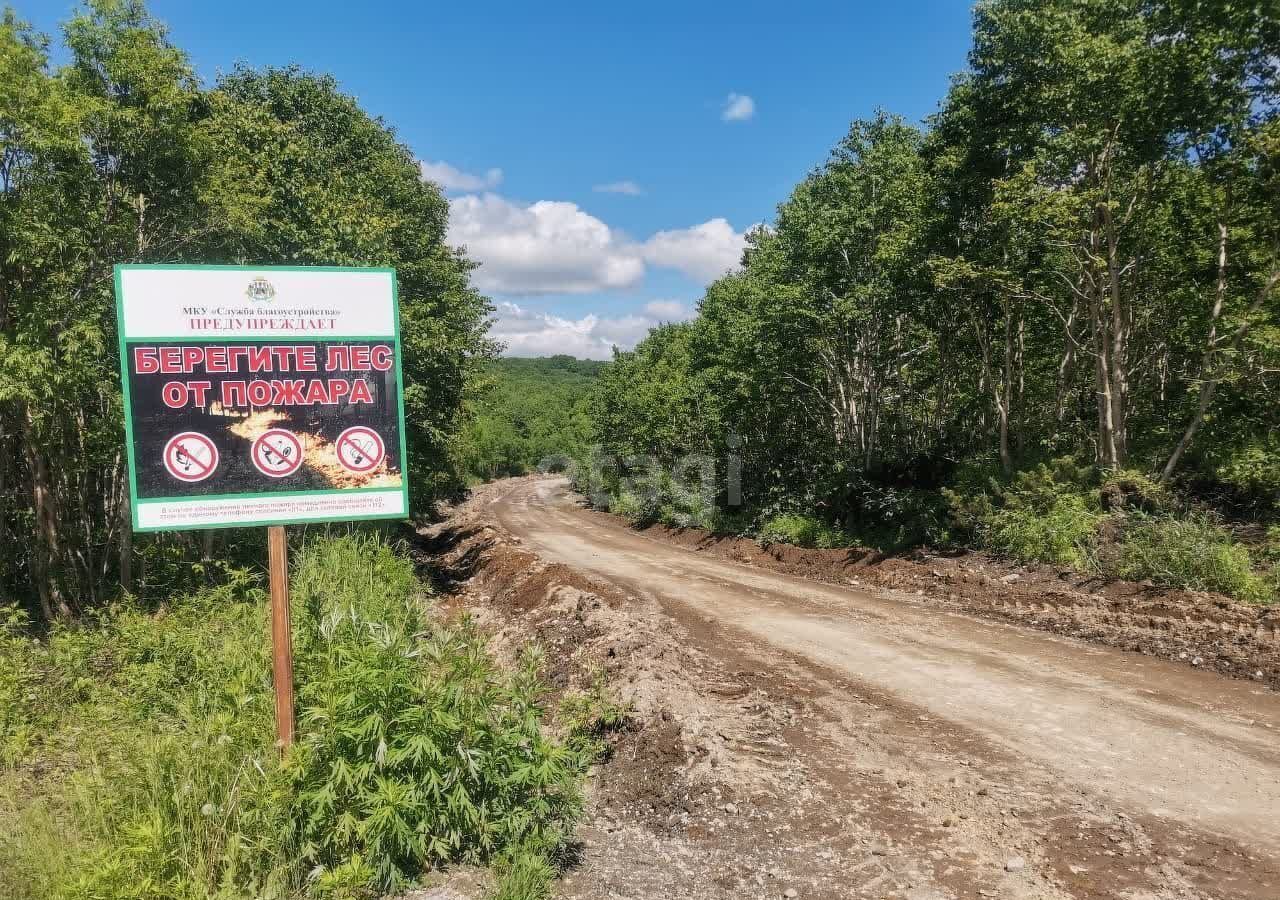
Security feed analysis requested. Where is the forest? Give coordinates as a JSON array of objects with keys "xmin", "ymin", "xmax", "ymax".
[
  {"xmin": 459, "ymin": 356, "xmax": 604, "ymax": 483},
  {"xmin": 2, "ymin": 0, "xmax": 1279, "ymax": 896},
  {"xmin": 581, "ymin": 0, "xmax": 1280, "ymax": 603},
  {"xmin": 0, "ymin": 2, "xmax": 493, "ymax": 620},
  {"xmin": 1, "ymin": 6, "xmax": 597, "ymax": 900}
]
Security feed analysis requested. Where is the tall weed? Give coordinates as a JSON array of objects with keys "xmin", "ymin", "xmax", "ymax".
[
  {"xmin": 986, "ymin": 494, "xmax": 1103, "ymax": 568},
  {"xmin": 951, "ymin": 460, "xmax": 1103, "ymax": 568},
  {"xmin": 760, "ymin": 514, "xmax": 851, "ymax": 549},
  {"xmin": 1108, "ymin": 516, "xmax": 1274, "ymax": 603},
  {"xmin": 0, "ymin": 534, "xmax": 585, "ymax": 900}
]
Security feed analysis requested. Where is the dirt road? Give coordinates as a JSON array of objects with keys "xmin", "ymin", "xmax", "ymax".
[{"xmin": 468, "ymin": 477, "xmax": 1280, "ymax": 898}]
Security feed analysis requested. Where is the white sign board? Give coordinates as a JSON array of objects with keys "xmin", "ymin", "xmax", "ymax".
[{"xmin": 115, "ymin": 265, "xmax": 408, "ymax": 531}]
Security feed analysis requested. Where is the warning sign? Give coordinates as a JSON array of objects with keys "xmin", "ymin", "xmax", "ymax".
[
  {"xmin": 336, "ymin": 426, "xmax": 385, "ymax": 473},
  {"xmin": 164, "ymin": 432, "xmax": 219, "ymax": 482},
  {"xmin": 115, "ymin": 265, "xmax": 408, "ymax": 531},
  {"xmin": 252, "ymin": 429, "xmax": 304, "ymax": 478}
]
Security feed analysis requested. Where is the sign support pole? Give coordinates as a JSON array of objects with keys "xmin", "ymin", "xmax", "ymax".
[{"xmin": 267, "ymin": 525, "xmax": 295, "ymax": 749}]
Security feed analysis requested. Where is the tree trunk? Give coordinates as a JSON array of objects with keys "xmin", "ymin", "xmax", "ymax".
[
  {"xmin": 1089, "ymin": 232, "xmax": 1120, "ymax": 469},
  {"xmin": 1101, "ymin": 200, "xmax": 1129, "ymax": 467},
  {"xmin": 1161, "ymin": 251, "xmax": 1278, "ymax": 482},
  {"xmin": 25, "ymin": 414, "xmax": 72, "ymax": 620}
]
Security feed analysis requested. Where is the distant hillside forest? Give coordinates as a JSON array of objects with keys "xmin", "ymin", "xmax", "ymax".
[{"xmin": 459, "ymin": 356, "xmax": 605, "ymax": 481}]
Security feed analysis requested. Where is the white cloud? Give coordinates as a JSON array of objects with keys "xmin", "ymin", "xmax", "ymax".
[
  {"xmin": 643, "ymin": 299, "xmax": 693, "ymax": 320},
  {"xmin": 721, "ymin": 92, "xmax": 755, "ymax": 122},
  {"xmin": 448, "ymin": 193, "xmax": 645, "ymax": 294},
  {"xmin": 446, "ymin": 188, "xmax": 747, "ymax": 295},
  {"xmin": 641, "ymin": 218, "xmax": 746, "ymax": 282},
  {"xmin": 593, "ymin": 180, "xmax": 643, "ymax": 196},
  {"xmin": 419, "ymin": 160, "xmax": 504, "ymax": 193},
  {"xmin": 491, "ymin": 301, "xmax": 667, "ymax": 359}
]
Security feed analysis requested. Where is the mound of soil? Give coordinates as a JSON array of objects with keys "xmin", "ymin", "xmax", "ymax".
[
  {"xmin": 415, "ymin": 480, "xmax": 1280, "ymax": 900},
  {"xmin": 619, "ymin": 517, "xmax": 1280, "ymax": 691}
]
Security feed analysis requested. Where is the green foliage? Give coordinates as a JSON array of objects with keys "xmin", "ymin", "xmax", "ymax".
[
  {"xmin": 0, "ymin": 604, "xmax": 38, "ymax": 767},
  {"xmin": 1206, "ymin": 435, "xmax": 1280, "ymax": 510},
  {"xmin": 588, "ymin": 324, "xmax": 708, "ymax": 468},
  {"xmin": 459, "ymin": 357, "xmax": 605, "ymax": 483},
  {"xmin": 605, "ymin": 491, "xmax": 651, "ymax": 524},
  {"xmin": 600, "ymin": 472, "xmax": 719, "ymax": 531},
  {"xmin": 760, "ymin": 514, "xmax": 851, "ymax": 550},
  {"xmin": 579, "ymin": 0, "xmax": 1278, "ymax": 601},
  {"xmin": 948, "ymin": 460, "xmax": 1101, "ymax": 567},
  {"xmin": 842, "ymin": 482, "xmax": 953, "ymax": 550},
  {"xmin": 559, "ymin": 667, "xmax": 632, "ymax": 763},
  {"xmin": 1, "ymin": 574, "xmax": 283, "ymax": 900},
  {"xmin": 285, "ymin": 537, "xmax": 583, "ymax": 894},
  {"xmin": 987, "ymin": 494, "xmax": 1103, "ymax": 569},
  {"xmin": 1, "ymin": 3, "xmax": 492, "ymax": 620},
  {"xmin": 1099, "ymin": 469, "xmax": 1172, "ymax": 514},
  {"xmin": 0, "ymin": 536, "xmax": 584, "ymax": 899},
  {"xmin": 1107, "ymin": 516, "xmax": 1274, "ymax": 604},
  {"xmin": 1260, "ymin": 526, "xmax": 1280, "ymax": 565}
]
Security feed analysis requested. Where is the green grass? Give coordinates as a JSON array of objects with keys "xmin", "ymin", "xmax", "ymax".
[
  {"xmin": 985, "ymin": 494, "xmax": 1103, "ymax": 569},
  {"xmin": 588, "ymin": 457, "xmax": 1278, "ymax": 606},
  {"xmin": 558, "ymin": 666, "xmax": 632, "ymax": 762},
  {"xmin": 949, "ymin": 459, "xmax": 1275, "ymax": 603},
  {"xmin": 1107, "ymin": 516, "xmax": 1274, "ymax": 604},
  {"xmin": 0, "ymin": 534, "xmax": 588, "ymax": 900},
  {"xmin": 760, "ymin": 514, "xmax": 852, "ymax": 550}
]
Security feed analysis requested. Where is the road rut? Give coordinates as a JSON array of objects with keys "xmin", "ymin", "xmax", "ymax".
[{"xmin": 487, "ymin": 477, "xmax": 1280, "ymax": 876}]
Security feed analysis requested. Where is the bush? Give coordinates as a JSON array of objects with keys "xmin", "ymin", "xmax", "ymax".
[
  {"xmin": 601, "ymin": 467, "xmax": 718, "ymax": 531},
  {"xmin": 1099, "ymin": 469, "xmax": 1170, "ymax": 513},
  {"xmin": 1208, "ymin": 436, "xmax": 1280, "ymax": 511},
  {"xmin": 1259, "ymin": 525, "xmax": 1280, "ymax": 565},
  {"xmin": 848, "ymin": 484, "xmax": 951, "ymax": 550},
  {"xmin": 952, "ymin": 459, "xmax": 1104, "ymax": 568},
  {"xmin": 558, "ymin": 667, "xmax": 632, "ymax": 763},
  {"xmin": 1108, "ymin": 516, "xmax": 1274, "ymax": 603},
  {"xmin": 760, "ymin": 514, "xmax": 851, "ymax": 549},
  {"xmin": 286, "ymin": 537, "xmax": 583, "ymax": 893},
  {"xmin": 986, "ymin": 494, "xmax": 1102, "ymax": 568},
  {"xmin": 2, "ymin": 573, "xmax": 284, "ymax": 900},
  {"xmin": 606, "ymin": 490, "xmax": 652, "ymax": 523},
  {"xmin": 697, "ymin": 508, "xmax": 756, "ymax": 536},
  {"xmin": 0, "ymin": 534, "xmax": 585, "ymax": 900}
]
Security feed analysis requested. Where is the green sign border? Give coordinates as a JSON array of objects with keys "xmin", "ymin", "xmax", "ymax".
[{"xmin": 114, "ymin": 264, "xmax": 410, "ymax": 532}]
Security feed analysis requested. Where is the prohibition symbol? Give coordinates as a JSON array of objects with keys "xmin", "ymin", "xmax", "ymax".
[
  {"xmin": 163, "ymin": 432, "xmax": 218, "ymax": 482},
  {"xmin": 251, "ymin": 429, "xmax": 304, "ymax": 478},
  {"xmin": 336, "ymin": 426, "xmax": 385, "ymax": 473}
]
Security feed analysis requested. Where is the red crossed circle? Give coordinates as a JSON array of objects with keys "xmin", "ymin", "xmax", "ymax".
[
  {"xmin": 335, "ymin": 426, "xmax": 385, "ymax": 473},
  {"xmin": 163, "ymin": 432, "xmax": 218, "ymax": 482},
  {"xmin": 251, "ymin": 428, "xmax": 303, "ymax": 478}
]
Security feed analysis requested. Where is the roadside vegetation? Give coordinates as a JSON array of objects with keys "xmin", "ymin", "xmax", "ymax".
[
  {"xmin": 0, "ymin": 4, "xmax": 606, "ymax": 899},
  {"xmin": 0, "ymin": 534, "xmax": 599, "ymax": 900},
  {"xmin": 577, "ymin": 0, "xmax": 1280, "ymax": 604},
  {"xmin": 0, "ymin": 0, "xmax": 494, "ymax": 622}
]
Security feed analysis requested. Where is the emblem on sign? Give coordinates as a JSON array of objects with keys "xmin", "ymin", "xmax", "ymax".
[
  {"xmin": 251, "ymin": 428, "xmax": 304, "ymax": 478},
  {"xmin": 335, "ymin": 425, "xmax": 385, "ymax": 473},
  {"xmin": 245, "ymin": 276, "xmax": 276, "ymax": 303},
  {"xmin": 163, "ymin": 432, "xmax": 219, "ymax": 482}
]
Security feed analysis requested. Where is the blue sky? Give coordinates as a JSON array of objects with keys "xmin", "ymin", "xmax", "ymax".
[{"xmin": 28, "ymin": 0, "xmax": 976, "ymax": 357}]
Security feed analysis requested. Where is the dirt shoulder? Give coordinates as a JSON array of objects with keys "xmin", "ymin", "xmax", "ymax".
[
  {"xmin": 605, "ymin": 512, "xmax": 1280, "ymax": 693},
  {"xmin": 417, "ymin": 477, "xmax": 1280, "ymax": 900}
]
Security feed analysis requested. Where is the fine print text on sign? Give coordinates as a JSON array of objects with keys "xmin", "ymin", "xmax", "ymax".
[{"xmin": 115, "ymin": 265, "xmax": 408, "ymax": 531}]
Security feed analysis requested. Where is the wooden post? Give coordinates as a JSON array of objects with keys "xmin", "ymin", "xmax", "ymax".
[{"xmin": 267, "ymin": 525, "xmax": 295, "ymax": 749}]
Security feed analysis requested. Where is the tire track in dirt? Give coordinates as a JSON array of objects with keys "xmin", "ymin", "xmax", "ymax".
[{"xmin": 423, "ymin": 477, "xmax": 1280, "ymax": 900}]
